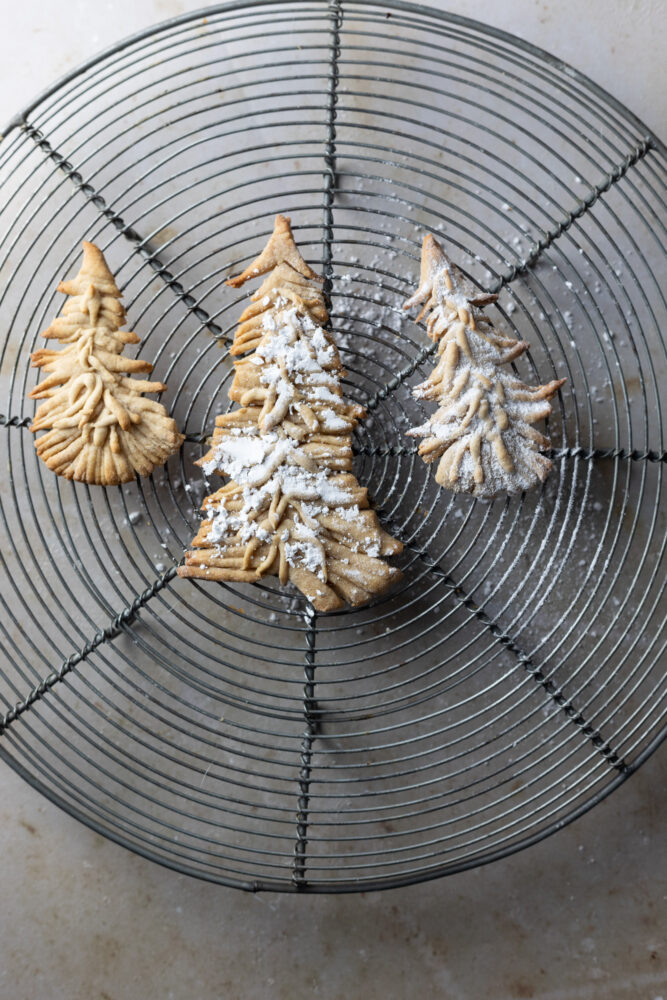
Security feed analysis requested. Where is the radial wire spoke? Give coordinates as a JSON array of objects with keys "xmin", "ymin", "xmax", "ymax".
[
  {"xmin": 364, "ymin": 137, "xmax": 657, "ymax": 414},
  {"xmin": 21, "ymin": 123, "xmax": 224, "ymax": 341},
  {"xmin": 380, "ymin": 519, "xmax": 629, "ymax": 772},
  {"xmin": 0, "ymin": 566, "xmax": 178, "ymax": 735},
  {"xmin": 291, "ymin": 0, "xmax": 343, "ymax": 888}
]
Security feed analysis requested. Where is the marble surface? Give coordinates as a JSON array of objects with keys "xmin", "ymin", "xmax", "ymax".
[{"xmin": 0, "ymin": 2, "xmax": 665, "ymax": 999}]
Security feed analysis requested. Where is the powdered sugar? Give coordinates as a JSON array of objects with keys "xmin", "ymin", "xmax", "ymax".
[
  {"xmin": 319, "ymin": 408, "xmax": 349, "ymax": 431},
  {"xmin": 201, "ymin": 298, "xmax": 371, "ymax": 576},
  {"xmin": 182, "ymin": 216, "xmax": 402, "ymax": 609},
  {"xmin": 406, "ymin": 241, "xmax": 561, "ymax": 498}
]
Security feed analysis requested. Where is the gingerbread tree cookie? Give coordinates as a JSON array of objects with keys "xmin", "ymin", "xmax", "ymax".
[
  {"xmin": 404, "ymin": 235, "xmax": 565, "ymax": 498},
  {"xmin": 179, "ymin": 215, "xmax": 402, "ymax": 612},
  {"xmin": 29, "ymin": 242, "xmax": 183, "ymax": 484}
]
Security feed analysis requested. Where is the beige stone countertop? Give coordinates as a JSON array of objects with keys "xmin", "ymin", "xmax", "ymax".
[{"xmin": 0, "ymin": 2, "xmax": 665, "ymax": 999}]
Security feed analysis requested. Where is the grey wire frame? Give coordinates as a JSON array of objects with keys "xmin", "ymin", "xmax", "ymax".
[{"xmin": 0, "ymin": 0, "xmax": 665, "ymax": 893}]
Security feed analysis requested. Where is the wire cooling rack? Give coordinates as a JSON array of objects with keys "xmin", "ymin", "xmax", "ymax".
[{"xmin": 0, "ymin": 0, "xmax": 665, "ymax": 893}]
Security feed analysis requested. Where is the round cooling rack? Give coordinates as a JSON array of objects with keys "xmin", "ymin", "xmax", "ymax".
[{"xmin": 0, "ymin": 0, "xmax": 665, "ymax": 893}]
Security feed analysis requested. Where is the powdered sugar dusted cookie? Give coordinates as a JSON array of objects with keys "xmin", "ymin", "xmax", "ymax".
[
  {"xmin": 179, "ymin": 215, "xmax": 402, "ymax": 611},
  {"xmin": 29, "ymin": 242, "xmax": 183, "ymax": 484},
  {"xmin": 404, "ymin": 235, "xmax": 565, "ymax": 499}
]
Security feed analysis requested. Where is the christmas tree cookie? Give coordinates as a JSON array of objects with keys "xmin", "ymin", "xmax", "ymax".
[
  {"xmin": 404, "ymin": 235, "xmax": 565, "ymax": 498},
  {"xmin": 29, "ymin": 243, "xmax": 183, "ymax": 485},
  {"xmin": 179, "ymin": 215, "xmax": 402, "ymax": 611}
]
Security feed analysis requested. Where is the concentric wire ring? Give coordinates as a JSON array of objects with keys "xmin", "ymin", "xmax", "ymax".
[{"xmin": 0, "ymin": 0, "xmax": 664, "ymax": 891}]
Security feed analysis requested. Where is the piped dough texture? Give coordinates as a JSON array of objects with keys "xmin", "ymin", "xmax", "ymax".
[
  {"xmin": 29, "ymin": 242, "xmax": 183, "ymax": 484},
  {"xmin": 179, "ymin": 215, "xmax": 402, "ymax": 612},
  {"xmin": 404, "ymin": 235, "xmax": 565, "ymax": 498}
]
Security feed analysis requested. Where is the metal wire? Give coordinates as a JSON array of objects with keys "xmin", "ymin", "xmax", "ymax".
[{"xmin": 0, "ymin": 0, "xmax": 664, "ymax": 892}]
